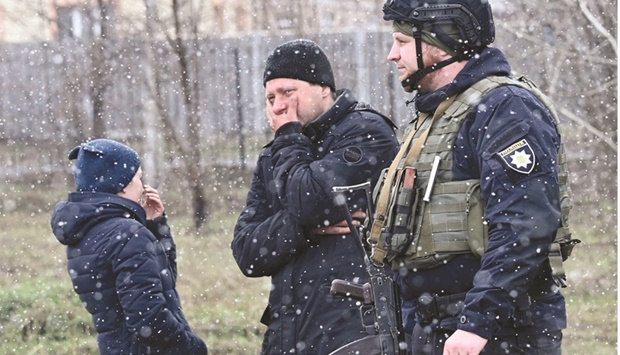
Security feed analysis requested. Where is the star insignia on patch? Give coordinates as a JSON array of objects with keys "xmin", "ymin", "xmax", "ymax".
[{"xmin": 498, "ymin": 139, "xmax": 536, "ymax": 174}]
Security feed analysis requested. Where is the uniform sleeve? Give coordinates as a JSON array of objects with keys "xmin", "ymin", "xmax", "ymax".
[
  {"xmin": 113, "ymin": 226, "xmax": 207, "ymax": 354},
  {"xmin": 270, "ymin": 112, "xmax": 397, "ymax": 227},
  {"xmin": 232, "ymin": 161, "xmax": 313, "ymax": 277},
  {"xmin": 456, "ymin": 87, "xmax": 562, "ymax": 338}
]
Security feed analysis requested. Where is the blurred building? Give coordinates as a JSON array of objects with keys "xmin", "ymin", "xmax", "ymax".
[{"xmin": 0, "ymin": 0, "xmax": 388, "ymax": 43}]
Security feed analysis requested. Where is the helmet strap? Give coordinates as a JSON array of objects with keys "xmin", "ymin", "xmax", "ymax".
[
  {"xmin": 400, "ymin": 31, "xmax": 425, "ymax": 92},
  {"xmin": 401, "ymin": 24, "xmax": 469, "ymax": 92},
  {"xmin": 400, "ymin": 23, "xmax": 468, "ymax": 92},
  {"xmin": 414, "ymin": 31, "xmax": 425, "ymax": 74},
  {"xmin": 401, "ymin": 54, "xmax": 462, "ymax": 92}
]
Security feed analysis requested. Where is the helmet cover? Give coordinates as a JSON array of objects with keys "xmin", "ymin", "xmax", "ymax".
[{"xmin": 383, "ymin": 0, "xmax": 495, "ymax": 54}]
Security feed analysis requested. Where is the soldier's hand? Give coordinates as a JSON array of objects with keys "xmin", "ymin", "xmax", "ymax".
[{"xmin": 443, "ymin": 329, "xmax": 487, "ymax": 355}]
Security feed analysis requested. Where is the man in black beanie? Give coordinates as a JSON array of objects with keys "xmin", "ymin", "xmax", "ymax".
[
  {"xmin": 51, "ymin": 139, "xmax": 208, "ymax": 355},
  {"xmin": 262, "ymin": 39, "xmax": 336, "ymax": 92},
  {"xmin": 232, "ymin": 39, "xmax": 399, "ymax": 354}
]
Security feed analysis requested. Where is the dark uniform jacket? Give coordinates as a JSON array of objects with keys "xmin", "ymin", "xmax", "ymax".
[
  {"xmin": 397, "ymin": 47, "xmax": 567, "ymax": 339},
  {"xmin": 51, "ymin": 192, "xmax": 207, "ymax": 355},
  {"xmin": 232, "ymin": 89, "xmax": 398, "ymax": 354}
]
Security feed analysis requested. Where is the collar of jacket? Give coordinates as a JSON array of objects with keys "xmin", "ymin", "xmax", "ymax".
[
  {"xmin": 415, "ymin": 47, "xmax": 512, "ymax": 114},
  {"xmin": 303, "ymin": 88, "xmax": 357, "ymax": 142},
  {"xmin": 68, "ymin": 191, "xmax": 147, "ymax": 223}
]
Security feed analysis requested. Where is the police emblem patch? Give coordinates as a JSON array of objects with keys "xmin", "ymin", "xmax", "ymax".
[
  {"xmin": 498, "ymin": 139, "xmax": 536, "ymax": 174},
  {"xmin": 343, "ymin": 146, "xmax": 363, "ymax": 163}
]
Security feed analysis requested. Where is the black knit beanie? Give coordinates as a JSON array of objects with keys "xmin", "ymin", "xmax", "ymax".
[
  {"xmin": 68, "ymin": 138, "xmax": 141, "ymax": 194},
  {"xmin": 263, "ymin": 39, "xmax": 336, "ymax": 91}
]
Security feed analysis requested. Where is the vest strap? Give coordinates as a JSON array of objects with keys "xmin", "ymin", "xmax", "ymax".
[{"xmin": 370, "ymin": 96, "xmax": 456, "ymax": 265}]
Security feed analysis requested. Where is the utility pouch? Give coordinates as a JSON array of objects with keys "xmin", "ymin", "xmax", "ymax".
[
  {"xmin": 464, "ymin": 180, "xmax": 488, "ymax": 257},
  {"xmin": 384, "ymin": 167, "xmax": 421, "ymax": 257},
  {"xmin": 417, "ymin": 179, "xmax": 488, "ymax": 258}
]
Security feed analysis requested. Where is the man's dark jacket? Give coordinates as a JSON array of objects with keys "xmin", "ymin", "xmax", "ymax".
[
  {"xmin": 51, "ymin": 192, "xmax": 207, "ymax": 355},
  {"xmin": 232, "ymin": 89, "xmax": 399, "ymax": 354}
]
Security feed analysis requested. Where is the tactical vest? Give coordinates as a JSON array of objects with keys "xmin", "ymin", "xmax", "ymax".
[{"xmin": 369, "ymin": 76, "xmax": 579, "ymax": 287}]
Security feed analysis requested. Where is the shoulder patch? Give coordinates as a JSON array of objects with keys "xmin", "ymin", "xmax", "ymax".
[
  {"xmin": 498, "ymin": 139, "xmax": 536, "ymax": 174},
  {"xmin": 343, "ymin": 146, "xmax": 363, "ymax": 164}
]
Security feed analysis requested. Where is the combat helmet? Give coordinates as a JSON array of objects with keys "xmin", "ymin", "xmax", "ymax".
[{"xmin": 383, "ymin": 0, "xmax": 495, "ymax": 91}]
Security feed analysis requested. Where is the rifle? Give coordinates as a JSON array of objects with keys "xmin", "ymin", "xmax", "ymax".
[{"xmin": 328, "ymin": 182, "xmax": 410, "ymax": 355}]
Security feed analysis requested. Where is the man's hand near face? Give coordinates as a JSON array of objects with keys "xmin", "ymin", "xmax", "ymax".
[{"xmin": 267, "ymin": 95, "xmax": 299, "ymax": 132}]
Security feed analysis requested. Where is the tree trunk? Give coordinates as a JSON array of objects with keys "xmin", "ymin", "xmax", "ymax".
[
  {"xmin": 144, "ymin": 0, "xmax": 209, "ymax": 229},
  {"xmin": 90, "ymin": 0, "xmax": 113, "ymax": 138},
  {"xmin": 172, "ymin": 0, "xmax": 208, "ymax": 228}
]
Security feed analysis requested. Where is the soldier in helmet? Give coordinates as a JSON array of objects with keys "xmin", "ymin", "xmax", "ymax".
[{"xmin": 368, "ymin": 0, "xmax": 576, "ymax": 354}]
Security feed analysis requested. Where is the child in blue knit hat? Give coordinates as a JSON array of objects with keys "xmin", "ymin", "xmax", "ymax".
[
  {"xmin": 68, "ymin": 138, "xmax": 142, "ymax": 195},
  {"xmin": 51, "ymin": 139, "xmax": 208, "ymax": 355}
]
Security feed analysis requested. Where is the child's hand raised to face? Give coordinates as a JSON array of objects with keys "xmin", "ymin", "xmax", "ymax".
[{"xmin": 142, "ymin": 185, "xmax": 165, "ymax": 220}]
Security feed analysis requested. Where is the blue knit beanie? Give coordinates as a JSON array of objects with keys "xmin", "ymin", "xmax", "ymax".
[
  {"xmin": 68, "ymin": 139, "xmax": 141, "ymax": 194},
  {"xmin": 263, "ymin": 39, "xmax": 336, "ymax": 92}
]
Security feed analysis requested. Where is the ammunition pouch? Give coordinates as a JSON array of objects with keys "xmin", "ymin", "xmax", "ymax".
[
  {"xmin": 393, "ymin": 179, "xmax": 488, "ymax": 270},
  {"xmin": 417, "ymin": 292, "xmax": 467, "ymax": 321},
  {"xmin": 382, "ymin": 167, "xmax": 422, "ymax": 257},
  {"xmin": 421, "ymin": 179, "xmax": 487, "ymax": 257}
]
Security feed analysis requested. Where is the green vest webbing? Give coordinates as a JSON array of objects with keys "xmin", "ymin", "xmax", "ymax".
[{"xmin": 382, "ymin": 76, "xmax": 576, "ymax": 286}]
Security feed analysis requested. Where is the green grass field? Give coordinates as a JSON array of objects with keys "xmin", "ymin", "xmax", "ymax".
[{"xmin": 0, "ymin": 171, "xmax": 616, "ymax": 354}]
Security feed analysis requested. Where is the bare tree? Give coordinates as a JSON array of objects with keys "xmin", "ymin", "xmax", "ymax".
[
  {"xmin": 10, "ymin": 0, "xmax": 120, "ymax": 141},
  {"xmin": 89, "ymin": 0, "xmax": 116, "ymax": 137},
  {"xmin": 144, "ymin": 0, "xmax": 210, "ymax": 229},
  {"xmin": 45, "ymin": 0, "xmax": 120, "ymax": 140}
]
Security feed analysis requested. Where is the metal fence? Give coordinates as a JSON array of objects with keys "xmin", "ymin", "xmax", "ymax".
[{"xmin": 0, "ymin": 31, "xmax": 410, "ymax": 143}]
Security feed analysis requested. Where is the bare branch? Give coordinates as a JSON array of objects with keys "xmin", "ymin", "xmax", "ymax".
[
  {"xmin": 143, "ymin": 0, "xmax": 191, "ymax": 156},
  {"xmin": 496, "ymin": 22, "xmax": 617, "ymax": 67},
  {"xmin": 558, "ymin": 107, "xmax": 617, "ymax": 152},
  {"xmin": 546, "ymin": 52, "xmax": 565, "ymax": 97},
  {"xmin": 590, "ymin": 77, "xmax": 617, "ymax": 96},
  {"xmin": 577, "ymin": 0, "xmax": 617, "ymax": 57}
]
